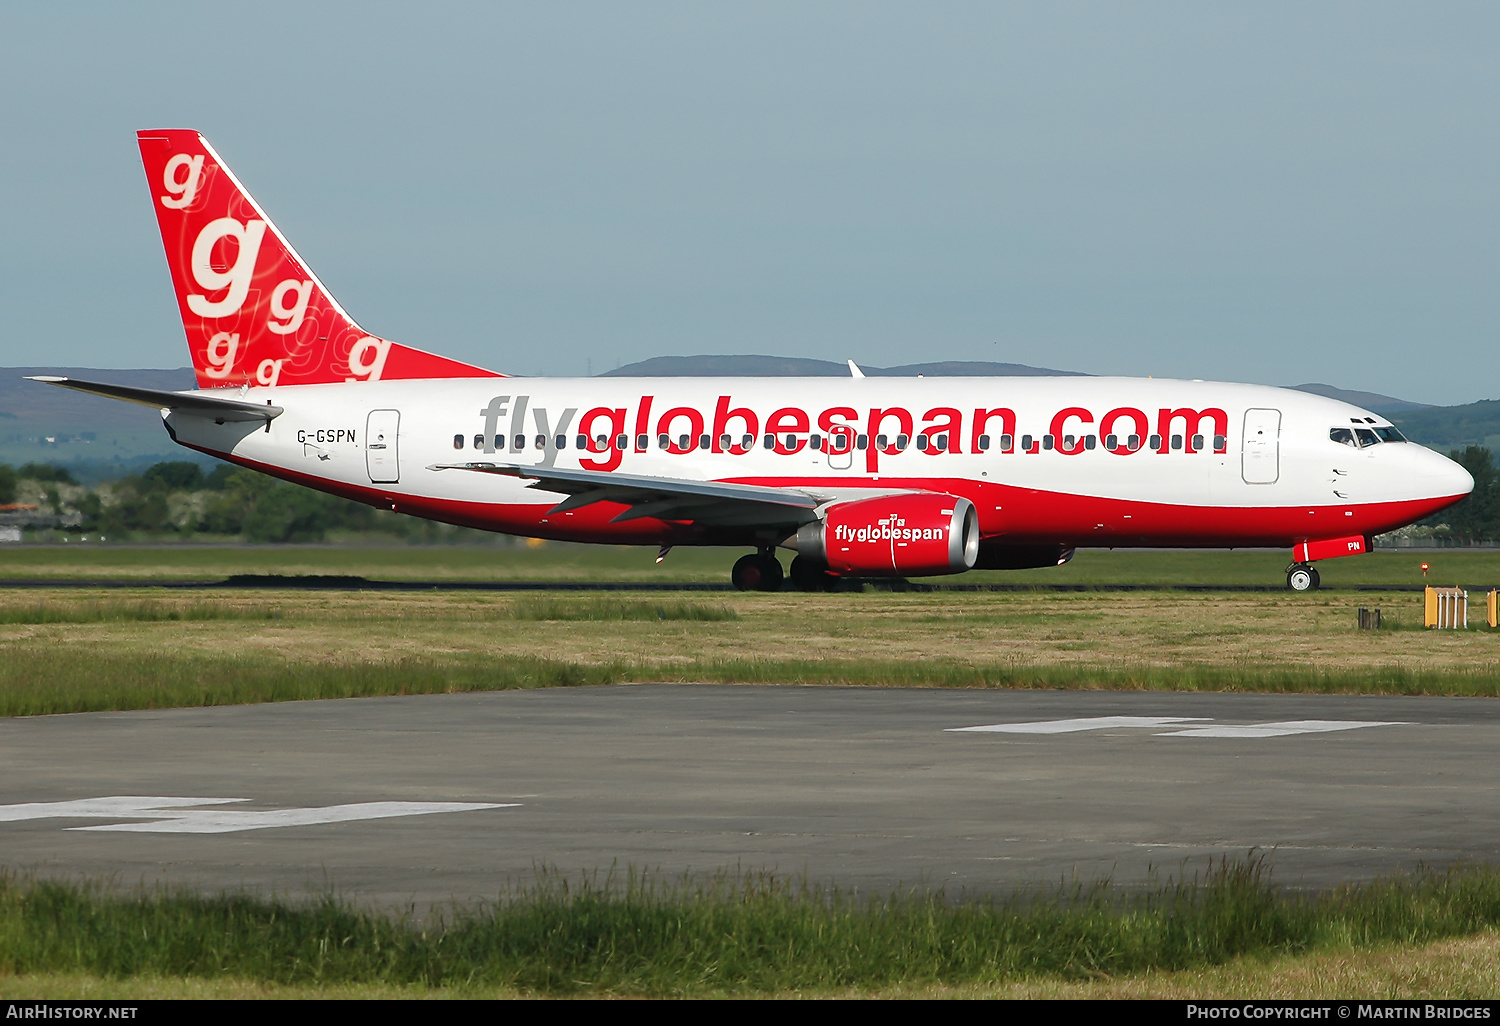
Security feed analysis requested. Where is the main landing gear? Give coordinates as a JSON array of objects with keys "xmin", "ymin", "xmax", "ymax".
[
  {"xmin": 731, "ymin": 551, "xmax": 784, "ymax": 592},
  {"xmin": 1286, "ymin": 563, "xmax": 1321, "ymax": 592},
  {"xmin": 789, "ymin": 554, "xmax": 837, "ymax": 592}
]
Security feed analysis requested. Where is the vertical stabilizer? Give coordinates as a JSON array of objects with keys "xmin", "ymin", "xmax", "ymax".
[{"xmin": 137, "ymin": 130, "xmax": 500, "ymax": 388}]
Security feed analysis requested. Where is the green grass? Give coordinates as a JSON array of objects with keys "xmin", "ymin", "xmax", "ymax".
[
  {"xmin": 0, "ymin": 600, "xmax": 282, "ymax": 625},
  {"xmin": 4, "ymin": 858, "xmax": 1500, "ymax": 995},
  {"xmin": 5, "ymin": 544, "xmax": 1500, "ymax": 588},
  {"xmin": 5, "ymin": 649, "xmax": 1500, "ymax": 720},
  {"xmin": 509, "ymin": 596, "xmax": 738, "ymax": 621}
]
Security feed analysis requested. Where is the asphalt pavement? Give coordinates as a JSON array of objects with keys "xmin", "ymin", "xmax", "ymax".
[{"xmin": 0, "ymin": 685, "xmax": 1494, "ymax": 908}]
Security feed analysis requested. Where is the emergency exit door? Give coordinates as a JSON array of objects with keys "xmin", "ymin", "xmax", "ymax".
[
  {"xmin": 366, "ymin": 410, "xmax": 400, "ymax": 483},
  {"xmin": 1241, "ymin": 408, "xmax": 1280, "ymax": 484}
]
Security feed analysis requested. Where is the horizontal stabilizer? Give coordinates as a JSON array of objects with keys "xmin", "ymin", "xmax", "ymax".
[{"xmin": 26, "ymin": 376, "xmax": 282, "ymax": 423}]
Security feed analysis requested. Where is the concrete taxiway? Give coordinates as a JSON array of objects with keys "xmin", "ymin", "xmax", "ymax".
[{"xmin": 0, "ymin": 685, "xmax": 1496, "ymax": 907}]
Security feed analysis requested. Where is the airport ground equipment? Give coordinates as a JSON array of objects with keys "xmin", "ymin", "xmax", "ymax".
[{"xmin": 1425, "ymin": 586, "xmax": 1467, "ymax": 629}]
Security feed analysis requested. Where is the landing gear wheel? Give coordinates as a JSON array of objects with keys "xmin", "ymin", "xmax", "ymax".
[
  {"xmin": 790, "ymin": 555, "xmax": 836, "ymax": 592},
  {"xmin": 732, "ymin": 553, "xmax": 784, "ymax": 592},
  {"xmin": 1287, "ymin": 563, "xmax": 1318, "ymax": 592}
]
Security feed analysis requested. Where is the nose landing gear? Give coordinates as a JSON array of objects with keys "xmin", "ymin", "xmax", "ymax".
[
  {"xmin": 1287, "ymin": 563, "xmax": 1321, "ymax": 592},
  {"xmin": 731, "ymin": 551, "xmax": 784, "ymax": 592}
]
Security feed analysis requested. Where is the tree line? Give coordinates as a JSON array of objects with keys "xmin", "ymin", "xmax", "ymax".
[
  {"xmin": 2, "ymin": 448, "xmax": 1498, "ymax": 544},
  {"xmin": 0, "ymin": 460, "xmax": 484, "ymax": 543}
]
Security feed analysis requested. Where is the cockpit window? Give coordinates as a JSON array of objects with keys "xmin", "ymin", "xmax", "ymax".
[
  {"xmin": 1330, "ymin": 427, "xmax": 1356, "ymax": 446},
  {"xmin": 1375, "ymin": 426, "xmax": 1406, "ymax": 442},
  {"xmin": 1354, "ymin": 428, "xmax": 1380, "ymax": 447}
]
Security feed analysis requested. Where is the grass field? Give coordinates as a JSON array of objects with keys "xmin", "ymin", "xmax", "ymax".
[
  {"xmin": 6, "ymin": 547, "xmax": 1500, "ymax": 999},
  {"xmin": 1, "ymin": 582, "xmax": 1500, "ymax": 717},
  {"xmin": 4, "ymin": 859, "xmax": 1500, "ymax": 998},
  {"xmin": 4, "ymin": 578, "xmax": 1500, "ymax": 717},
  {"xmin": 4, "ymin": 542, "xmax": 1500, "ymax": 588}
]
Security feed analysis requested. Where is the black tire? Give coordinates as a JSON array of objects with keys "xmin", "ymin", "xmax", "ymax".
[
  {"xmin": 1309, "ymin": 568, "xmax": 1321, "ymax": 590},
  {"xmin": 790, "ymin": 555, "xmax": 834, "ymax": 592},
  {"xmin": 1287, "ymin": 564, "xmax": 1315, "ymax": 592},
  {"xmin": 755, "ymin": 554, "xmax": 784, "ymax": 592},
  {"xmin": 731, "ymin": 554, "xmax": 763, "ymax": 592}
]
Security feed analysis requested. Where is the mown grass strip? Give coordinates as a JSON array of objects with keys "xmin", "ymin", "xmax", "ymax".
[
  {"xmin": 5, "ymin": 651, "xmax": 1500, "ymax": 718},
  {"xmin": 0, "ymin": 600, "xmax": 282, "ymax": 624},
  {"xmin": 508, "ymin": 596, "xmax": 738, "ymax": 621},
  {"xmin": 3, "ymin": 860, "xmax": 1500, "ymax": 995}
]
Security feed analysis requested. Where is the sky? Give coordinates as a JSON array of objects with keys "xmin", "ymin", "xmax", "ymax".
[{"xmin": 0, "ymin": 3, "xmax": 1495, "ymax": 404}]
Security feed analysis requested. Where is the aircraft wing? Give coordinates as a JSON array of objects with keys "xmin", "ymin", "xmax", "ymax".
[
  {"xmin": 429, "ymin": 461, "xmax": 826, "ymax": 528},
  {"xmin": 27, "ymin": 376, "xmax": 283, "ymax": 423}
]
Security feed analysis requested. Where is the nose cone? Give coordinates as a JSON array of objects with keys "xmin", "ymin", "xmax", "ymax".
[{"xmin": 1426, "ymin": 448, "xmax": 1475, "ymax": 499}]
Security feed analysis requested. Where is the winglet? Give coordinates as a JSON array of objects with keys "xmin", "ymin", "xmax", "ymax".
[{"xmin": 847, "ymin": 360, "xmax": 865, "ymax": 379}]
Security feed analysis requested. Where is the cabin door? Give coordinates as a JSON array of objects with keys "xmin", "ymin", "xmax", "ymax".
[
  {"xmin": 1241, "ymin": 408, "xmax": 1280, "ymax": 485},
  {"xmin": 366, "ymin": 409, "xmax": 401, "ymax": 484}
]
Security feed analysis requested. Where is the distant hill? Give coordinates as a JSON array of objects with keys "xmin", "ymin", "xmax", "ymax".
[
  {"xmin": 4, "ymin": 362, "xmax": 1498, "ymax": 474},
  {"xmin": 603, "ymin": 355, "xmax": 1083, "ymax": 377},
  {"xmin": 1387, "ymin": 401, "xmax": 1500, "ymax": 453},
  {"xmin": 0, "ymin": 367, "xmax": 204, "ymax": 477},
  {"xmin": 1286, "ymin": 383, "xmax": 1431, "ymax": 415}
]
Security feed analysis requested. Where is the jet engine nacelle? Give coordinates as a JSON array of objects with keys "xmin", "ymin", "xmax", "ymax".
[{"xmin": 795, "ymin": 493, "xmax": 980, "ymax": 576}]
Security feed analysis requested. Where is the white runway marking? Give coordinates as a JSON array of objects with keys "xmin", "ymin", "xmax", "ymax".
[
  {"xmin": 1157, "ymin": 720, "xmax": 1409, "ymax": 739},
  {"xmin": 947, "ymin": 716, "xmax": 1212, "ymax": 734},
  {"xmin": 947, "ymin": 717, "xmax": 1412, "ymax": 739},
  {"xmin": 0, "ymin": 796, "xmax": 516, "ymax": 834}
]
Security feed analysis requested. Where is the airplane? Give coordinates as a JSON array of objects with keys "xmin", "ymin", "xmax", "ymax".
[{"xmin": 31, "ymin": 129, "xmax": 1474, "ymax": 593}]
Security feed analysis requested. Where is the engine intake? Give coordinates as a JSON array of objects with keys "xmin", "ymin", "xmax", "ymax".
[{"xmin": 795, "ymin": 493, "xmax": 979, "ymax": 576}]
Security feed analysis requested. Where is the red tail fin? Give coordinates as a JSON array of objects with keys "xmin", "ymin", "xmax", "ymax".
[{"xmin": 138, "ymin": 130, "xmax": 501, "ymax": 388}]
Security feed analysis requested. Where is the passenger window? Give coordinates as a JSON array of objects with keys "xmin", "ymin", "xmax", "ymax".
[
  {"xmin": 1105, "ymin": 434, "xmax": 1118, "ymax": 450},
  {"xmin": 1042, "ymin": 435, "xmax": 1054, "ymax": 450},
  {"xmin": 935, "ymin": 434, "xmax": 947, "ymax": 451},
  {"xmin": 535, "ymin": 434, "xmax": 546, "ymax": 450},
  {"xmin": 1191, "ymin": 434, "xmax": 1203, "ymax": 451},
  {"xmin": 556, "ymin": 435, "xmax": 567, "ymax": 449},
  {"xmin": 1355, "ymin": 428, "xmax": 1379, "ymax": 447},
  {"xmin": 764, "ymin": 434, "xmax": 775, "ymax": 449},
  {"xmin": 453, "ymin": 434, "xmax": 464, "ymax": 450},
  {"xmin": 856, "ymin": 435, "xmax": 868, "ymax": 450},
  {"xmin": 1213, "ymin": 434, "xmax": 1226, "ymax": 450},
  {"xmin": 916, "ymin": 434, "xmax": 929, "ymax": 451},
  {"xmin": 1171, "ymin": 434, "xmax": 1183, "ymax": 450},
  {"xmin": 513, "ymin": 434, "xmax": 525, "ymax": 451},
  {"xmin": 719, "ymin": 434, "xmax": 732, "ymax": 449},
  {"xmin": 636, "ymin": 434, "xmax": 648, "ymax": 450},
  {"xmin": 1000, "ymin": 433, "xmax": 1012, "ymax": 451},
  {"xmin": 977, "ymin": 434, "xmax": 990, "ymax": 452},
  {"xmin": 877, "ymin": 434, "xmax": 889, "ymax": 448},
  {"xmin": 678, "ymin": 434, "xmax": 690, "ymax": 449},
  {"xmin": 742, "ymin": 434, "xmax": 753, "ymax": 448},
  {"xmin": 897, "ymin": 433, "xmax": 910, "ymax": 449},
  {"xmin": 1084, "ymin": 435, "xmax": 1096, "ymax": 450},
  {"xmin": 1021, "ymin": 434, "xmax": 1033, "ymax": 450},
  {"xmin": 698, "ymin": 434, "xmax": 710, "ymax": 450},
  {"xmin": 785, "ymin": 434, "xmax": 797, "ymax": 449},
  {"xmin": 1063, "ymin": 435, "xmax": 1075, "ymax": 448},
  {"xmin": 473, "ymin": 434, "xmax": 483, "ymax": 450},
  {"xmin": 1127, "ymin": 434, "xmax": 1139, "ymax": 450},
  {"xmin": 616, "ymin": 434, "xmax": 628, "ymax": 450},
  {"xmin": 576, "ymin": 434, "xmax": 588, "ymax": 449},
  {"xmin": 659, "ymin": 433, "xmax": 670, "ymax": 449},
  {"xmin": 596, "ymin": 435, "xmax": 609, "ymax": 450},
  {"xmin": 1149, "ymin": 434, "xmax": 1161, "ymax": 449},
  {"xmin": 811, "ymin": 435, "xmax": 823, "ymax": 451}
]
